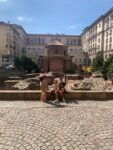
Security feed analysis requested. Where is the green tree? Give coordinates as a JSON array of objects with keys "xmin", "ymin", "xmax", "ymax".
[
  {"xmin": 102, "ymin": 54, "xmax": 113, "ymax": 79},
  {"xmin": 14, "ymin": 56, "xmax": 38, "ymax": 73},
  {"xmin": 107, "ymin": 63, "xmax": 113, "ymax": 79},
  {"xmin": 92, "ymin": 51, "xmax": 104, "ymax": 71},
  {"xmin": 14, "ymin": 57, "xmax": 22, "ymax": 70}
]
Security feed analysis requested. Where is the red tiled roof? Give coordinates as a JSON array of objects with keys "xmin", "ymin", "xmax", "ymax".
[{"xmin": 47, "ymin": 40, "xmax": 65, "ymax": 46}]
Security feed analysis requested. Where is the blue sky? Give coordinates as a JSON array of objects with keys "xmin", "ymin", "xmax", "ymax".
[{"xmin": 0, "ymin": 0, "xmax": 113, "ymax": 35}]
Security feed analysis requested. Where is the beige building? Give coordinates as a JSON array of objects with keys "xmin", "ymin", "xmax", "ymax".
[
  {"xmin": 12, "ymin": 24, "xmax": 28, "ymax": 56},
  {"xmin": 0, "ymin": 22, "xmax": 28, "ymax": 67},
  {"xmin": 103, "ymin": 8, "xmax": 113, "ymax": 60},
  {"xmin": 82, "ymin": 7, "xmax": 113, "ymax": 63},
  {"xmin": 0, "ymin": 22, "xmax": 20, "ymax": 67}
]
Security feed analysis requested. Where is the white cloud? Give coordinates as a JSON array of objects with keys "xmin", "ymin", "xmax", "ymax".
[
  {"xmin": 0, "ymin": 0, "xmax": 7, "ymax": 2},
  {"xmin": 17, "ymin": 16, "xmax": 33, "ymax": 22},
  {"xmin": 68, "ymin": 26, "xmax": 76, "ymax": 29},
  {"xmin": 17, "ymin": 16, "xmax": 25, "ymax": 21}
]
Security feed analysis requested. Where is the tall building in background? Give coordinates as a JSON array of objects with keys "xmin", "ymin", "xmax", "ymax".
[
  {"xmin": 27, "ymin": 34, "xmax": 88, "ymax": 69},
  {"xmin": 0, "ymin": 22, "xmax": 88, "ymax": 70},
  {"xmin": 11, "ymin": 24, "xmax": 28, "ymax": 56},
  {"xmin": 0, "ymin": 22, "xmax": 20, "ymax": 66},
  {"xmin": 82, "ymin": 7, "xmax": 113, "ymax": 63}
]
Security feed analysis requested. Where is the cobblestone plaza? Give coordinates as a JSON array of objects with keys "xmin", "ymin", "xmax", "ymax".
[{"xmin": 0, "ymin": 100, "xmax": 113, "ymax": 150}]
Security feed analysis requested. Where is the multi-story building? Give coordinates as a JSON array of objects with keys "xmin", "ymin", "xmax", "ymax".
[
  {"xmin": 12, "ymin": 24, "xmax": 28, "ymax": 56},
  {"xmin": 27, "ymin": 34, "xmax": 88, "ymax": 68},
  {"xmin": 82, "ymin": 7, "xmax": 113, "ymax": 63},
  {"xmin": 103, "ymin": 8, "xmax": 113, "ymax": 60},
  {"xmin": 0, "ymin": 22, "xmax": 20, "ymax": 67}
]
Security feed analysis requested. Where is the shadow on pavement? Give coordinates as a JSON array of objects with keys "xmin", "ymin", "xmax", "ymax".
[{"xmin": 46, "ymin": 99, "xmax": 79, "ymax": 107}]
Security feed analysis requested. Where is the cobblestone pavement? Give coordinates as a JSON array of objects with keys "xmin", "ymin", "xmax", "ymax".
[{"xmin": 0, "ymin": 100, "xmax": 113, "ymax": 150}]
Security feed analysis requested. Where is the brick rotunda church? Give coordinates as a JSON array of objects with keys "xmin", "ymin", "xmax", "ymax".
[{"xmin": 41, "ymin": 41, "xmax": 73, "ymax": 72}]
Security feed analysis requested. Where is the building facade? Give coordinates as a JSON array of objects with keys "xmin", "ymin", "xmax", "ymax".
[
  {"xmin": 27, "ymin": 34, "xmax": 88, "ymax": 69},
  {"xmin": 0, "ymin": 22, "xmax": 88, "ymax": 70},
  {"xmin": 0, "ymin": 22, "xmax": 20, "ymax": 66},
  {"xmin": 82, "ymin": 7, "xmax": 113, "ymax": 63},
  {"xmin": 12, "ymin": 24, "xmax": 28, "ymax": 56},
  {"xmin": 41, "ymin": 41, "xmax": 72, "ymax": 72}
]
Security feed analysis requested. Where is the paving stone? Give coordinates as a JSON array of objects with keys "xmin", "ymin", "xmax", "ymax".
[{"xmin": 0, "ymin": 100, "xmax": 113, "ymax": 150}]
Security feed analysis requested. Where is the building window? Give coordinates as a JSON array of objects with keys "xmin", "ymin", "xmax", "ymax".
[
  {"xmin": 106, "ymin": 32, "xmax": 108, "ymax": 37},
  {"xmin": 75, "ymin": 58, "xmax": 77, "ymax": 63},
  {"xmin": 110, "ymin": 30, "xmax": 112, "ymax": 35},
  {"xmin": 99, "ymin": 23, "xmax": 101, "ymax": 27},
  {"xmin": 98, "ymin": 38, "xmax": 100, "ymax": 43},
  {"xmin": 110, "ymin": 37, "xmax": 112, "ymax": 42},
  {"xmin": 106, "ymin": 45, "xmax": 108, "ymax": 51},
  {"xmin": 42, "ymin": 39, "xmax": 45, "ymax": 44},
  {"xmin": 2, "ymin": 56, "xmax": 10, "ymax": 62},
  {"xmin": 38, "ymin": 38, "xmax": 41, "ymax": 44},
  {"xmin": 98, "ymin": 45, "xmax": 100, "ymax": 49},
  {"xmin": 79, "ymin": 58, "xmax": 82, "ymax": 63},
  {"xmin": 109, "ymin": 44, "xmax": 112, "ymax": 50},
  {"xmin": 106, "ymin": 39, "xmax": 108, "ymax": 43}
]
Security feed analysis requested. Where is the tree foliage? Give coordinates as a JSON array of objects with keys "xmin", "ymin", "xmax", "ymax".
[
  {"xmin": 92, "ymin": 53, "xmax": 113, "ymax": 80},
  {"xmin": 92, "ymin": 51, "xmax": 104, "ymax": 71},
  {"xmin": 102, "ymin": 54, "xmax": 113, "ymax": 79},
  {"xmin": 14, "ymin": 56, "xmax": 38, "ymax": 73}
]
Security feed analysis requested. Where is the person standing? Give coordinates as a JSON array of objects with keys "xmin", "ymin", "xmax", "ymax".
[{"xmin": 39, "ymin": 74, "xmax": 48, "ymax": 102}]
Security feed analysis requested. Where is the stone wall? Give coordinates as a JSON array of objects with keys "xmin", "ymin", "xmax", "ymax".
[{"xmin": 0, "ymin": 90, "xmax": 113, "ymax": 100}]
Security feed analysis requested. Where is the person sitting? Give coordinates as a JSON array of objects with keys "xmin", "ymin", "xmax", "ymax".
[
  {"xmin": 52, "ymin": 78, "xmax": 66, "ymax": 103},
  {"xmin": 50, "ymin": 80, "xmax": 59, "ymax": 102},
  {"xmin": 57, "ymin": 77, "xmax": 66, "ymax": 102}
]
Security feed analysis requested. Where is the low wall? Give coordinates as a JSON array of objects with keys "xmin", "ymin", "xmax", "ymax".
[{"xmin": 0, "ymin": 90, "xmax": 113, "ymax": 100}]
